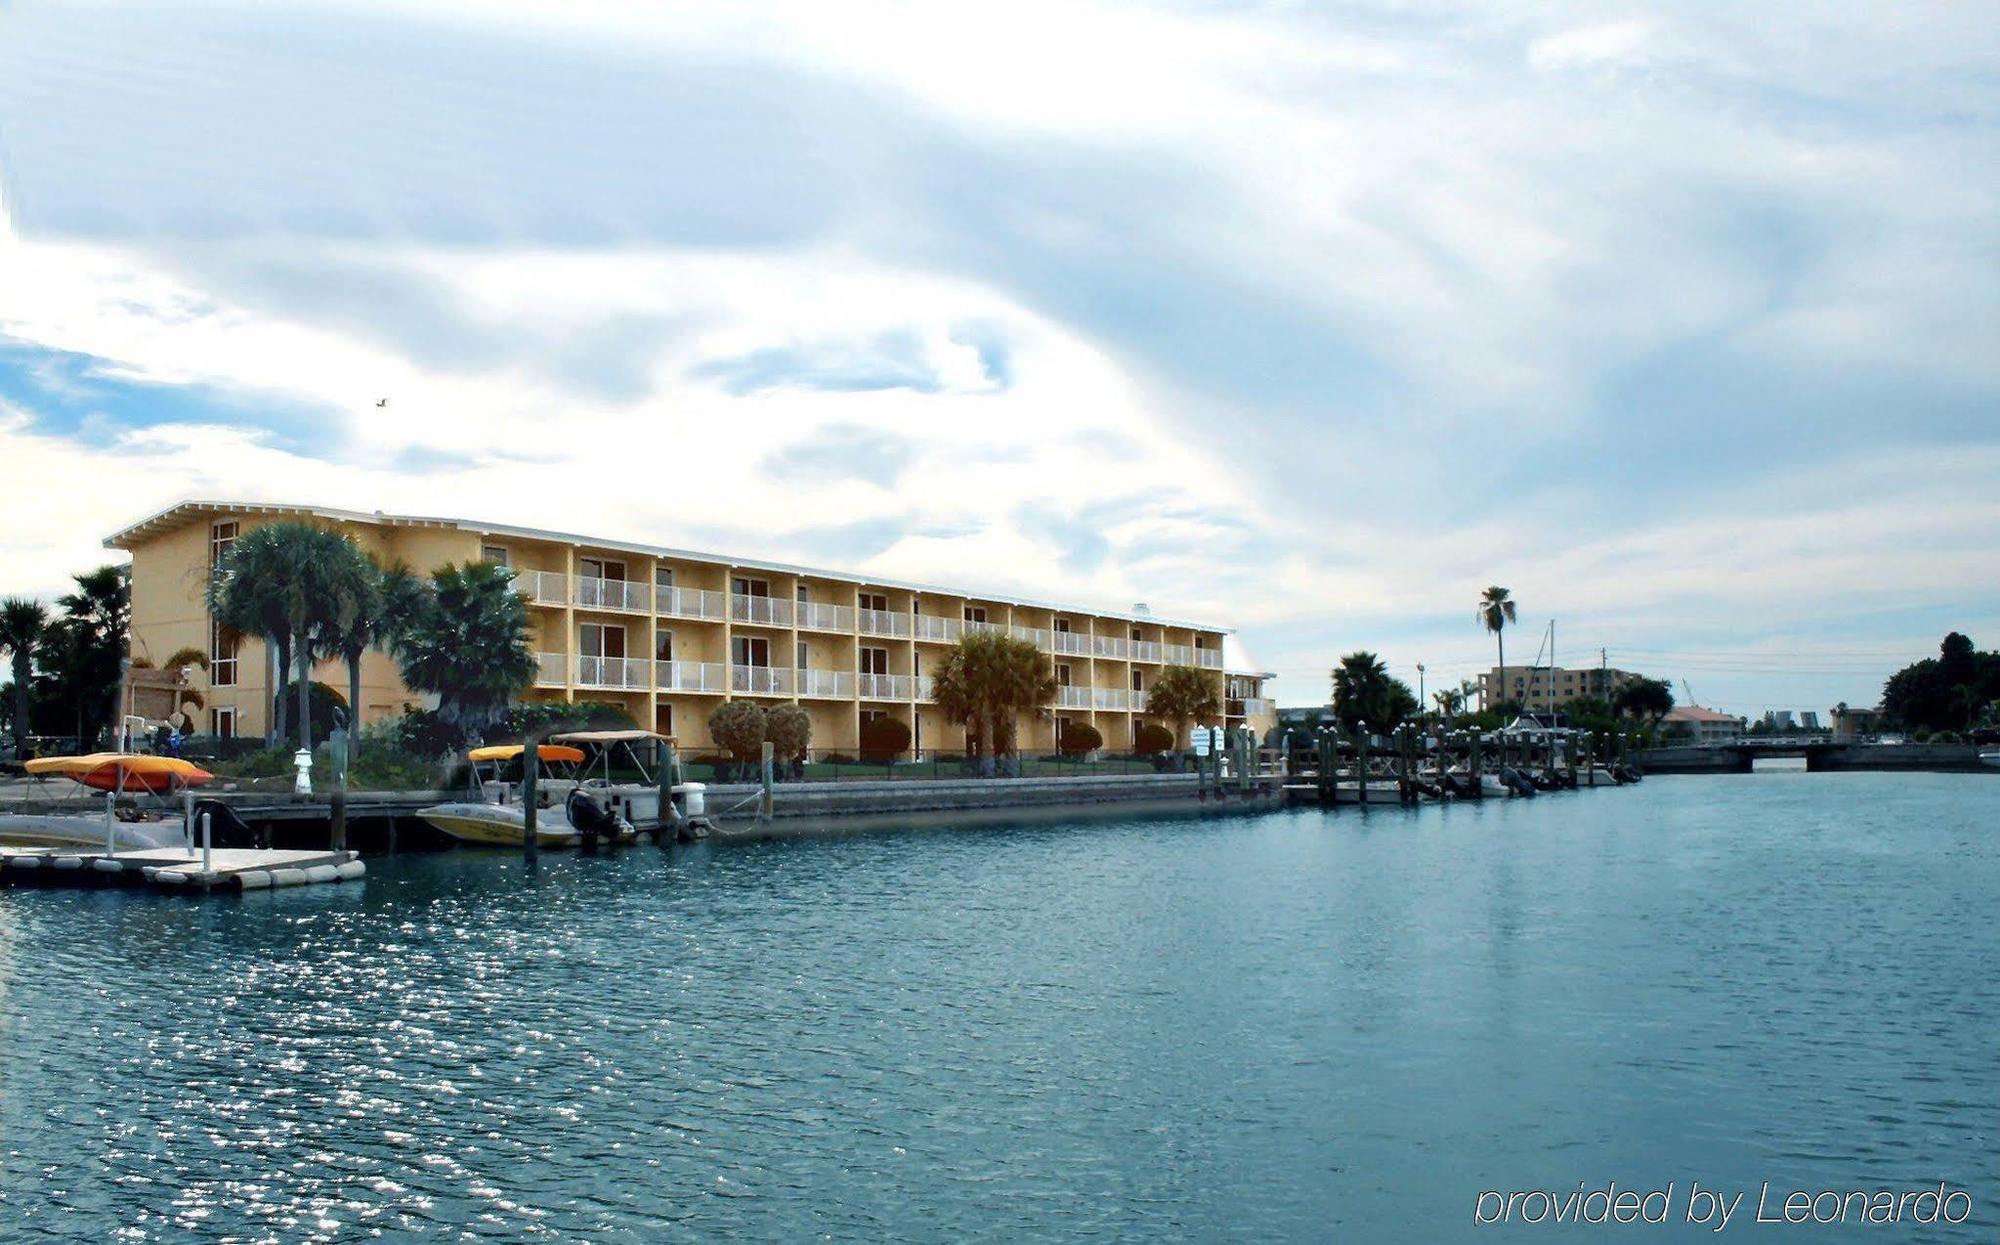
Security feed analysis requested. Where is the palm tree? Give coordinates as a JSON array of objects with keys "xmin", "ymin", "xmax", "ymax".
[
  {"xmin": 388, "ymin": 560, "xmax": 537, "ymax": 745},
  {"xmin": 1432, "ymin": 685, "xmax": 1465, "ymax": 722},
  {"xmin": 1146, "ymin": 663, "xmax": 1221, "ymax": 751},
  {"xmin": 929, "ymin": 632, "xmax": 1058, "ymax": 775},
  {"xmin": 1477, "ymin": 586, "xmax": 1517, "ymax": 713},
  {"xmin": 1330, "ymin": 650, "xmax": 1419, "ymax": 733},
  {"xmin": 54, "ymin": 566, "xmax": 130, "ymax": 747},
  {"xmin": 0, "ymin": 597, "xmax": 49, "ymax": 752},
  {"xmin": 313, "ymin": 542, "xmax": 396, "ymax": 755}
]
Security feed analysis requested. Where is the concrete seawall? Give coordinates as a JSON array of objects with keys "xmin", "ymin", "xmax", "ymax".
[{"xmin": 1643, "ymin": 743, "xmax": 1993, "ymax": 774}]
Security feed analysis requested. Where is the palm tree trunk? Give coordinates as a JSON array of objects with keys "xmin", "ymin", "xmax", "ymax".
[
  {"xmin": 976, "ymin": 713, "xmax": 995, "ymax": 778},
  {"xmin": 1495, "ymin": 632, "xmax": 1505, "ymax": 716},
  {"xmin": 270, "ymin": 633, "xmax": 290, "ymax": 747},
  {"xmin": 11, "ymin": 652, "xmax": 30, "ymax": 751},
  {"xmin": 296, "ymin": 641, "xmax": 313, "ymax": 751},
  {"xmin": 347, "ymin": 653, "xmax": 363, "ymax": 758}
]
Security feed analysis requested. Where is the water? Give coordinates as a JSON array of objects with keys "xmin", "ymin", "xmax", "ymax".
[{"xmin": 1, "ymin": 773, "xmax": 1995, "ymax": 1242}]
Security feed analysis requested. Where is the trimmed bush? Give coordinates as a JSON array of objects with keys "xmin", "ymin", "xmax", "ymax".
[
  {"xmin": 765, "ymin": 703, "xmax": 812, "ymax": 763},
  {"xmin": 859, "ymin": 715, "xmax": 912, "ymax": 761},
  {"xmin": 708, "ymin": 701, "xmax": 768, "ymax": 761},
  {"xmin": 1134, "ymin": 722, "xmax": 1175, "ymax": 754},
  {"xmin": 1058, "ymin": 722, "xmax": 1103, "ymax": 756}
]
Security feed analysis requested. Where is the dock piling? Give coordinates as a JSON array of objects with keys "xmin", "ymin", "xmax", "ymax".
[{"xmin": 522, "ymin": 738, "xmax": 540, "ymax": 865}]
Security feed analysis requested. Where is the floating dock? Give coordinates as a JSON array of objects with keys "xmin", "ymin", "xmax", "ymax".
[{"xmin": 0, "ymin": 845, "xmax": 364, "ymax": 891}]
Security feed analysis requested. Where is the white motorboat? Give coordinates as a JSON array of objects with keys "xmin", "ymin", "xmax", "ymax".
[
  {"xmin": 3, "ymin": 753, "xmax": 211, "ymax": 852},
  {"xmin": 415, "ymin": 801, "xmax": 585, "ymax": 849},
  {"xmin": 1981, "ymin": 749, "xmax": 2000, "ymax": 769},
  {"xmin": 0, "ymin": 811, "xmax": 189, "ymax": 852}
]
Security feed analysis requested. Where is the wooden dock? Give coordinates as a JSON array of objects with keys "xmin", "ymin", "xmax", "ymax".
[{"xmin": 0, "ymin": 845, "xmax": 364, "ymax": 891}]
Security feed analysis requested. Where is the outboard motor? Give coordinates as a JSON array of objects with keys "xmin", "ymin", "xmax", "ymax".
[
  {"xmin": 1500, "ymin": 766, "xmax": 1537, "ymax": 798},
  {"xmin": 566, "ymin": 788, "xmax": 630, "ymax": 851},
  {"xmin": 191, "ymin": 798, "xmax": 257, "ymax": 848}
]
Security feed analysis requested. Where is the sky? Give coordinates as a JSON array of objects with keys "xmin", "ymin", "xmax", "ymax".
[{"xmin": 0, "ymin": 0, "xmax": 1995, "ymax": 717}]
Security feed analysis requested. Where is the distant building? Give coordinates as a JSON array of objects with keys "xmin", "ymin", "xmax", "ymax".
[
  {"xmin": 1478, "ymin": 664, "xmax": 1643, "ymax": 710},
  {"xmin": 1831, "ymin": 706, "xmax": 1883, "ymax": 743},
  {"xmin": 1797, "ymin": 711, "xmax": 1820, "ymax": 731},
  {"xmin": 1762, "ymin": 710, "xmax": 1795, "ymax": 730},
  {"xmin": 1662, "ymin": 705, "xmax": 1745, "ymax": 745}
]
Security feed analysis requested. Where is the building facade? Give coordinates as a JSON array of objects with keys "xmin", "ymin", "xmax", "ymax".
[
  {"xmin": 1478, "ymin": 664, "xmax": 1643, "ymax": 711},
  {"xmin": 108, "ymin": 502, "xmax": 1277, "ymax": 754},
  {"xmin": 1660, "ymin": 705, "xmax": 1745, "ymax": 745}
]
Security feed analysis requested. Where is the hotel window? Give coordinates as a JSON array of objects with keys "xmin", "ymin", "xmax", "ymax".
[
  {"xmin": 732, "ymin": 636, "xmax": 770, "ymax": 667},
  {"xmin": 1132, "ymin": 626, "xmax": 1142, "ymax": 641},
  {"xmin": 211, "ymin": 706, "xmax": 236, "ymax": 739},
  {"xmin": 210, "ymin": 623, "xmax": 240, "ymax": 687},
  {"xmin": 963, "ymin": 606, "xmax": 987, "ymax": 623},
  {"xmin": 655, "ymin": 630, "xmax": 674, "ymax": 662},
  {"xmin": 1055, "ymin": 663, "xmax": 1073, "ymax": 687},
  {"xmin": 481, "ymin": 545, "xmax": 509, "ymax": 567},
  {"xmin": 1054, "ymin": 618, "xmax": 1071, "ymax": 633},
  {"xmin": 655, "ymin": 566, "xmax": 674, "ymax": 588},
  {"xmin": 859, "ymin": 647, "xmax": 889, "ymax": 675},
  {"xmin": 579, "ymin": 623, "xmax": 625, "ymax": 659},
  {"xmin": 209, "ymin": 520, "xmax": 238, "ymax": 567},
  {"xmin": 733, "ymin": 576, "xmax": 769, "ymax": 597},
  {"xmin": 656, "ymin": 705, "xmax": 673, "ymax": 736},
  {"xmin": 858, "ymin": 592, "xmax": 887, "ymax": 613},
  {"xmin": 796, "ymin": 641, "xmax": 808, "ymax": 669},
  {"xmin": 1131, "ymin": 670, "xmax": 1144, "ymax": 691},
  {"xmin": 581, "ymin": 557, "xmax": 626, "ymax": 581}
]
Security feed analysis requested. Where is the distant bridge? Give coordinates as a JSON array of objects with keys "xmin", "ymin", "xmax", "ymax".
[{"xmin": 1644, "ymin": 742, "xmax": 1990, "ymax": 775}]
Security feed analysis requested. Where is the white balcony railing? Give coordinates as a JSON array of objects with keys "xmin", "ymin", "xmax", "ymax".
[
  {"xmin": 1055, "ymin": 685, "xmax": 1093, "ymax": 710},
  {"xmin": 657, "ymin": 586, "xmax": 726, "ymax": 621},
  {"xmin": 1092, "ymin": 635, "xmax": 1130, "ymax": 660},
  {"xmin": 1198, "ymin": 649, "xmax": 1224, "ymax": 670},
  {"xmin": 915, "ymin": 676, "xmax": 935, "ymax": 702},
  {"xmin": 576, "ymin": 655, "xmax": 651, "ymax": 689},
  {"xmin": 858, "ymin": 609, "xmax": 911, "ymax": 638},
  {"xmin": 576, "ymin": 577, "xmax": 649, "ymax": 612},
  {"xmin": 858, "ymin": 672, "xmax": 913, "ymax": 700},
  {"xmin": 528, "ymin": 572, "xmax": 568, "ymax": 607},
  {"xmin": 797, "ymin": 668, "xmax": 855, "ymax": 698},
  {"xmin": 964, "ymin": 620, "xmax": 1005, "ymax": 638},
  {"xmin": 1010, "ymin": 625, "xmax": 1050, "ymax": 649},
  {"xmin": 1164, "ymin": 644, "xmax": 1196, "ymax": 666},
  {"xmin": 1093, "ymin": 687, "xmax": 1129, "ymax": 711},
  {"xmin": 730, "ymin": 665, "xmax": 794, "ymax": 696},
  {"xmin": 1051, "ymin": 631, "xmax": 1090, "ymax": 656},
  {"xmin": 535, "ymin": 652, "xmax": 566, "ymax": 686},
  {"xmin": 912, "ymin": 615, "xmax": 960, "ymax": 644},
  {"xmin": 797, "ymin": 602, "xmax": 856, "ymax": 632},
  {"xmin": 658, "ymin": 660, "xmax": 727, "ymax": 693},
  {"xmin": 1131, "ymin": 689, "xmax": 1150, "ymax": 712},
  {"xmin": 731, "ymin": 594, "xmax": 794, "ymax": 627},
  {"xmin": 1130, "ymin": 640, "xmax": 1162, "ymax": 663},
  {"xmin": 1240, "ymin": 697, "xmax": 1274, "ymax": 715}
]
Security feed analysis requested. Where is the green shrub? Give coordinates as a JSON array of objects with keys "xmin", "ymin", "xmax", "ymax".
[
  {"xmin": 709, "ymin": 701, "xmax": 767, "ymax": 760},
  {"xmin": 765, "ymin": 704, "xmax": 812, "ymax": 761},
  {"xmin": 859, "ymin": 715, "xmax": 911, "ymax": 760},
  {"xmin": 1058, "ymin": 722, "xmax": 1103, "ymax": 756},
  {"xmin": 1134, "ymin": 722, "xmax": 1174, "ymax": 753}
]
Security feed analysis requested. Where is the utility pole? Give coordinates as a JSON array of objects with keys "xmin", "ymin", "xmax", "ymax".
[{"xmin": 1416, "ymin": 662, "xmax": 1426, "ymax": 724}]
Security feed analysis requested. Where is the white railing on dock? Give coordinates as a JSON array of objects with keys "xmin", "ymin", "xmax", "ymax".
[
  {"xmin": 913, "ymin": 614, "xmax": 960, "ymax": 643},
  {"xmin": 797, "ymin": 668, "xmax": 855, "ymax": 698},
  {"xmin": 731, "ymin": 594, "xmax": 794, "ymax": 627},
  {"xmin": 657, "ymin": 585, "xmax": 726, "ymax": 620},
  {"xmin": 731, "ymin": 665, "xmax": 794, "ymax": 695},
  {"xmin": 658, "ymin": 659, "xmax": 727, "ymax": 693},
  {"xmin": 798, "ymin": 602, "xmax": 856, "ymax": 632}
]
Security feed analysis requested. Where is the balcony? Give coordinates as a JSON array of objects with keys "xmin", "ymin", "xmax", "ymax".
[
  {"xmin": 798, "ymin": 602, "xmax": 856, "ymax": 632},
  {"xmin": 912, "ymin": 615, "xmax": 960, "ymax": 644},
  {"xmin": 1131, "ymin": 689, "xmax": 1149, "ymax": 712},
  {"xmin": 963, "ymin": 620, "xmax": 1005, "ymax": 638},
  {"xmin": 1197, "ymin": 649, "xmax": 1224, "ymax": 670},
  {"xmin": 535, "ymin": 651, "xmax": 566, "ymax": 687},
  {"xmin": 731, "ymin": 594, "xmax": 794, "ymax": 627},
  {"xmin": 1163, "ymin": 644, "xmax": 1195, "ymax": 665},
  {"xmin": 915, "ymin": 675, "xmax": 935, "ymax": 702},
  {"xmin": 797, "ymin": 668, "xmax": 855, "ymax": 698},
  {"xmin": 657, "ymin": 585, "xmax": 726, "ymax": 621},
  {"xmin": 658, "ymin": 660, "xmax": 727, "ymax": 693},
  {"xmin": 1092, "ymin": 635, "xmax": 1130, "ymax": 660},
  {"xmin": 859, "ymin": 672, "xmax": 914, "ymax": 700},
  {"xmin": 1010, "ymin": 624, "xmax": 1050, "ymax": 649},
  {"xmin": 527, "ymin": 572, "xmax": 568, "ymax": 607},
  {"xmin": 576, "ymin": 577, "xmax": 649, "ymax": 613},
  {"xmin": 1240, "ymin": 697, "xmax": 1274, "ymax": 716},
  {"xmin": 1129, "ymin": 640, "xmax": 1162, "ymax": 663},
  {"xmin": 858, "ymin": 608, "xmax": 911, "ymax": 638},
  {"xmin": 1055, "ymin": 685, "xmax": 1093, "ymax": 710},
  {"xmin": 730, "ymin": 665, "xmax": 794, "ymax": 696},
  {"xmin": 576, "ymin": 655, "xmax": 651, "ymax": 690},
  {"xmin": 1093, "ymin": 688, "xmax": 1129, "ymax": 711},
  {"xmin": 1051, "ymin": 630, "xmax": 1090, "ymax": 657}
]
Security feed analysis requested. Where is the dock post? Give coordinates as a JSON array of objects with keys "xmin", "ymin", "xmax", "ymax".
[
  {"xmin": 1398, "ymin": 726, "xmax": 1413, "ymax": 803},
  {"xmin": 658, "ymin": 742, "xmax": 677, "ymax": 839},
  {"xmin": 522, "ymin": 740, "xmax": 540, "ymax": 865},
  {"xmin": 104, "ymin": 789, "xmax": 117, "ymax": 858},
  {"xmin": 760, "ymin": 741, "xmax": 775, "ymax": 821},
  {"xmin": 1316, "ymin": 732, "xmax": 1333, "ymax": 805},
  {"xmin": 183, "ymin": 788, "xmax": 195, "ymax": 848},
  {"xmin": 1470, "ymin": 728, "xmax": 1483, "ymax": 789},
  {"xmin": 1235, "ymin": 728, "xmax": 1252, "ymax": 796},
  {"xmin": 329, "ymin": 720, "xmax": 349, "ymax": 852},
  {"xmin": 1355, "ymin": 722, "xmax": 1369, "ymax": 805},
  {"xmin": 201, "ymin": 809, "xmax": 212, "ymax": 874}
]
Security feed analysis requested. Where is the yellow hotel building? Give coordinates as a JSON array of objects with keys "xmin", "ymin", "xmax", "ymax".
[{"xmin": 109, "ymin": 501, "xmax": 1278, "ymax": 754}]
